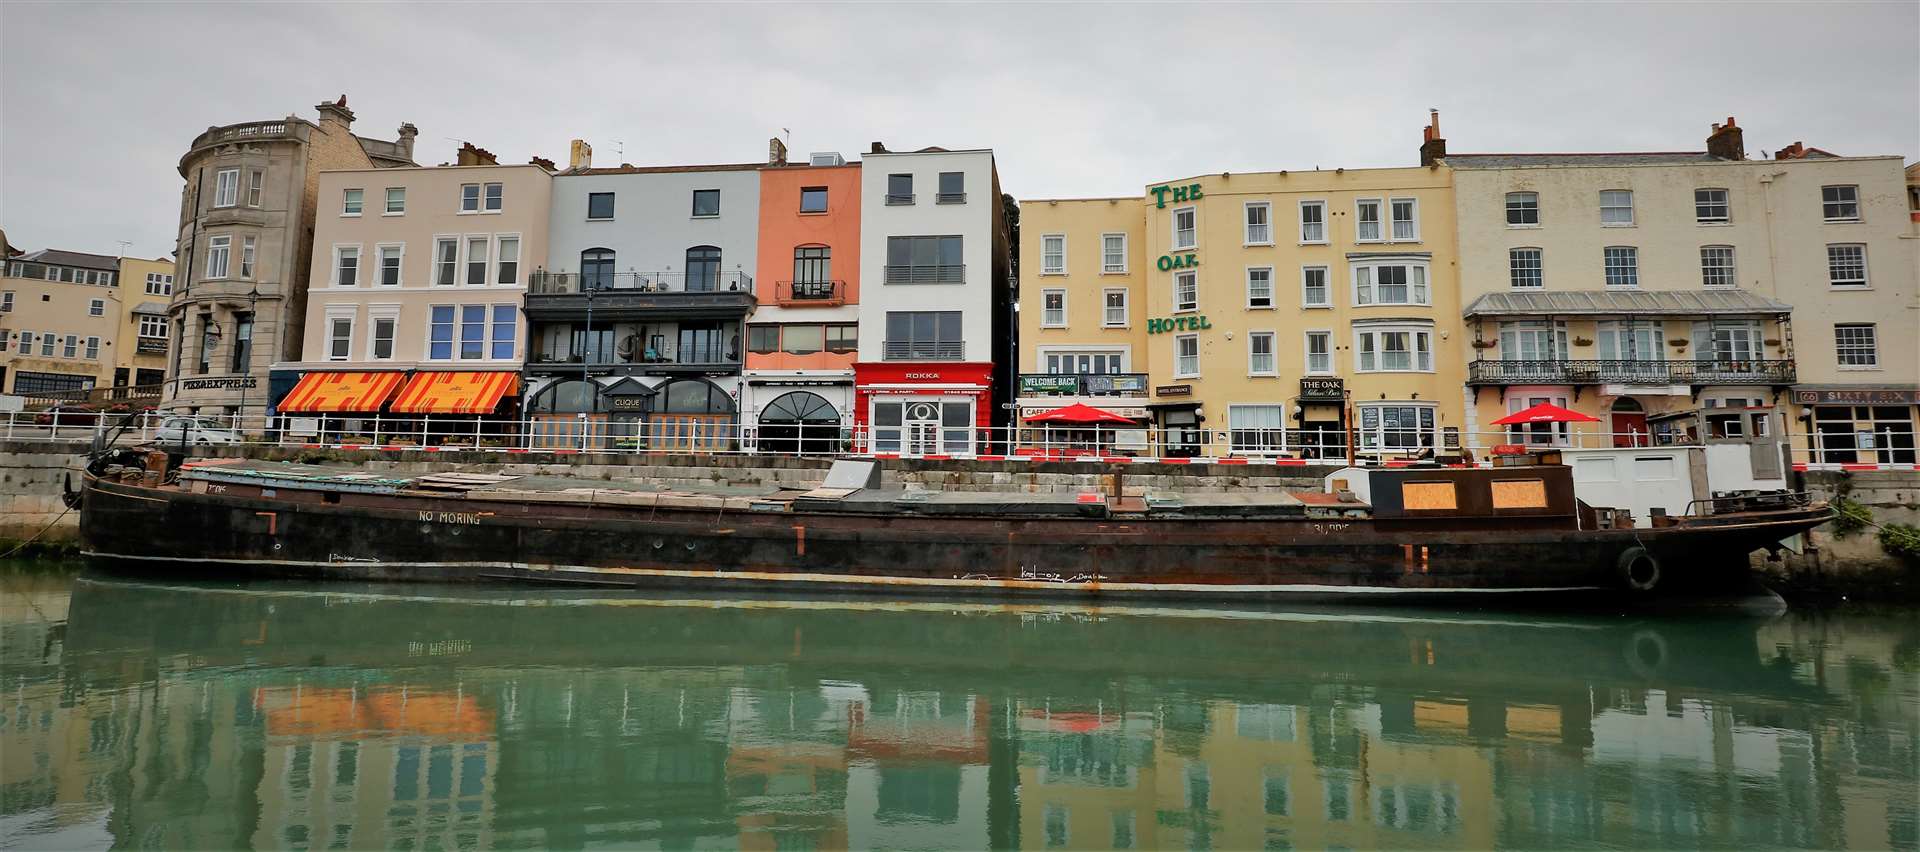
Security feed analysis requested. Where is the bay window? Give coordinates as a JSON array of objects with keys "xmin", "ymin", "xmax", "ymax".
[
  {"xmin": 1355, "ymin": 324, "xmax": 1433, "ymax": 372},
  {"xmin": 1357, "ymin": 404, "xmax": 1437, "ymax": 454},
  {"xmin": 1352, "ymin": 260, "xmax": 1429, "ymax": 306}
]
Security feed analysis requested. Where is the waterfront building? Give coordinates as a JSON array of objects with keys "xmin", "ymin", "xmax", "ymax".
[
  {"xmin": 1, "ymin": 248, "xmax": 126, "ymax": 397},
  {"xmin": 1019, "ymin": 165, "xmax": 1466, "ymax": 459},
  {"xmin": 1444, "ymin": 114, "xmax": 1919, "ymax": 462},
  {"xmin": 853, "ymin": 143, "xmax": 1014, "ymax": 456},
  {"xmin": 742, "ymin": 142, "xmax": 864, "ymax": 454},
  {"xmin": 114, "ymin": 255, "xmax": 174, "ymax": 390},
  {"xmin": 523, "ymin": 141, "xmax": 763, "ymax": 450},
  {"xmin": 165, "ymin": 96, "xmax": 416, "ymax": 421},
  {"xmin": 274, "ymin": 143, "xmax": 552, "ymax": 443}
]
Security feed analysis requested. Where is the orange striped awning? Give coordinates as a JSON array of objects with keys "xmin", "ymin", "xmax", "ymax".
[
  {"xmin": 278, "ymin": 372, "xmax": 405, "ymax": 413},
  {"xmin": 389, "ymin": 371, "xmax": 520, "ymax": 415}
]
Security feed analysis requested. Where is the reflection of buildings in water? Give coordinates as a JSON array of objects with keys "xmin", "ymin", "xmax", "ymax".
[
  {"xmin": 250, "ymin": 686, "xmax": 497, "ymax": 850},
  {"xmin": 724, "ymin": 682, "xmax": 863, "ymax": 851},
  {"xmin": 843, "ymin": 690, "xmax": 992, "ymax": 851},
  {"xmin": 1014, "ymin": 697, "xmax": 1499, "ymax": 850}
]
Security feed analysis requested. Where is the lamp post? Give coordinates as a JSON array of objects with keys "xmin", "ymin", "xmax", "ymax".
[{"xmin": 234, "ymin": 285, "xmax": 259, "ymax": 436}]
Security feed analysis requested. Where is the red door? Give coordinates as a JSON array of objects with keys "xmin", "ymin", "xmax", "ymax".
[{"xmin": 1612, "ymin": 412, "xmax": 1649, "ymax": 447}]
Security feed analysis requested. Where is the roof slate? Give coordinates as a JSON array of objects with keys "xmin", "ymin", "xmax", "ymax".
[
  {"xmin": 1463, "ymin": 289, "xmax": 1793, "ymax": 318},
  {"xmin": 16, "ymin": 248, "xmax": 120, "ymax": 270}
]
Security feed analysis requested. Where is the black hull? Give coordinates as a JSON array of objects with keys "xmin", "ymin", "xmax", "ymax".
[{"xmin": 78, "ymin": 477, "xmax": 1826, "ymax": 606}]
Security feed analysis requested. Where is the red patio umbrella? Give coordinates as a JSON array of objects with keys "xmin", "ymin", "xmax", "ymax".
[
  {"xmin": 1490, "ymin": 402, "xmax": 1601, "ymax": 426},
  {"xmin": 1026, "ymin": 403, "xmax": 1137, "ymax": 424}
]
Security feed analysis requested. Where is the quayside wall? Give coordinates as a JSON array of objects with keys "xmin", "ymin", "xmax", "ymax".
[{"xmin": 4, "ymin": 440, "xmax": 1914, "ymax": 597}]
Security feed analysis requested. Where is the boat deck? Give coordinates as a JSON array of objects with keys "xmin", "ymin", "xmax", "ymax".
[{"xmin": 170, "ymin": 458, "xmax": 1365, "ymax": 521}]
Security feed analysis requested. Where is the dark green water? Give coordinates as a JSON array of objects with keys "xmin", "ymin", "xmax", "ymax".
[{"xmin": 1, "ymin": 563, "xmax": 1915, "ymax": 851}]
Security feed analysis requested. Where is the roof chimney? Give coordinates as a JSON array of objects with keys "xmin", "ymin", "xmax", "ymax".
[
  {"xmin": 1775, "ymin": 141, "xmax": 1807, "ymax": 160},
  {"xmin": 530, "ymin": 155, "xmax": 556, "ymax": 171},
  {"xmin": 457, "ymin": 142, "xmax": 498, "ymax": 166},
  {"xmin": 396, "ymin": 123, "xmax": 418, "ymax": 161},
  {"xmin": 1706, "ymin": 116, "xmax": 1745, "ymax": 161},
  {"xmin": 569, "ymin": 139, "xmax": 593, "ymax": 171},
  {"xmin": 869, "ymin": 141, "xmax": 888, "ymax": 155},
  {"xmin": 1418, "ymin": 109, "xmax": 1447, "ymax": 167},
  {"xmin": 314, "ymin": 95, "xmax": 354, "ymax": 130},
  {"xmin": 768, "ymin": 136, "xmax": 788, "ymax": 166}
]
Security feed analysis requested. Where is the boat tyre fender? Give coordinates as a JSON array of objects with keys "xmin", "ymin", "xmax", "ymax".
[
  {"xmin": 1617, "ymin": 546, "xmax": 1661, "ymax": 594},
  {"xmin": 1625, "ymin": 629, "xmax": 1669, "ymax": 679}
]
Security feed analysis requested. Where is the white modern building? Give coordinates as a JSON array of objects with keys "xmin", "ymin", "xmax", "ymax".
[{"xmin": 851, "ymin": 144, "xmax": 1012, "ymax": 455}]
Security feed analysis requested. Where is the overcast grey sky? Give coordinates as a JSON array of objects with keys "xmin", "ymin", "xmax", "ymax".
[{"xmin": 3, "ymin": 2, "xmax": 1915, "ymax": 259}]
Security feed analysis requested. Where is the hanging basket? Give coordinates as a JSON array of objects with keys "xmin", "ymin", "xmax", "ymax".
[
  {"xmin": 1573, "ymin": 336, "xmax": 1595, "ymax": 347},
  {"xmin": 1668, "ymin": 338, "xmax": 1690, "ymax": 348},
  {"xmin": 1471, "ymin": 339, "xmax": 1497, "ymax": 349}
]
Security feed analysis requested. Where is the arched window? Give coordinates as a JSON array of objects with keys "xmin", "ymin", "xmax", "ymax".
[
  {"xmin": 685, "ymin": 246, "xmax": 721, "ymax": 292},
  {"xmin": 758, "ymin": 391, "xmax": 841, "ymax": 456},
  {"xmin": 529, "ymin": 379, "xmax": 603, "ymax": 414},
  {"xmin": 660, "ymin": 378, "xmax": 735, "ymax": 415},
  {"xmin": 581, "ymin": 248, "xmax": 615, "ymax": 291}
]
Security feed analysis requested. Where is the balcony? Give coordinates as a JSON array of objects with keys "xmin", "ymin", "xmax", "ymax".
[
  {"xmin": 188, "ymin": 120, "xmax": 298, "ymax": 151},
  {"xmin": 883, "ymin": 264, "xmax": 964, "ymax": 285},
  {"xmin": 1467, "ymin": 359, "xmax": 1797, "ymax": 386},
  {"xmin": 882, "ymin": 340, "xmax": 965, "ymax": 361},
  {"xmin": 1017, "ymin": 373, "xmax": 1150, "ymax": 397},
  {"xmin": 525, "ymin": 351, "xmax": 742, "ymax": 377},
  {"xmin": 773, "ymin": 280, "xmax": 847, "ymax": 307},
  {"xmin": 525, "ymin": 271, "xmax": 755, "ymax": 321}
]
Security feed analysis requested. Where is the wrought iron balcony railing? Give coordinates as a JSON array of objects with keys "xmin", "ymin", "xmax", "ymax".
[
  {"xmin": 773, "ymin": 280, "xmax": 846, "ymax": 306},
  {"xmin": 528, "ymin": 270, "xmax": 753, "ymax": 295},
  {"xmin": 1467, "ymin": 358, "xmax": 1796, "ymax": 386},
  {"xmin": 1016, "ymin": 373, "xmax": 1151, "ymax": 397}
]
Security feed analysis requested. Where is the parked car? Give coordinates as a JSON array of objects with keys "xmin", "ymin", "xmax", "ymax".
[
  {"xmin": 35, "ymin": 404, "xmax": 102, "ymax": 427},
  {"xmin": 152, "ymin": 416, "xmax": 242, "ymax": 446}
]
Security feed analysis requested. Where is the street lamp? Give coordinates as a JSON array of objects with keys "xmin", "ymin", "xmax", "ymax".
[{"xmin": 234, "ymin": 285, "xmax": 259, "ymax": 436}]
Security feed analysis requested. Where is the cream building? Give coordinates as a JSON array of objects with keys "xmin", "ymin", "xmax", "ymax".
[
  {"xmin": 1021, "ymin": 166, "xmax": 1467, "ymax": 460},
  {"xmin": 278, "ymin": 145, "xmax": 552, "ymax": 436},
  {"xmin": 1444, "ymin": 114, "xmax": 1919, "ymax": 463},
  {"xmin": 166, "ymin": 96, "xmax": 416, "ymax": 421}
]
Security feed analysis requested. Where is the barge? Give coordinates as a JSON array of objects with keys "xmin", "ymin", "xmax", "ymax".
[{"xmin": 72, "ymin": 448, "xmax": 1830, "ymax": 605}]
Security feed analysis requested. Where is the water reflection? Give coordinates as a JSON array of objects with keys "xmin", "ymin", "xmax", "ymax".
[{"xmin": 1, "ymin": 568, "xmax": 1915, "ymax": 850}]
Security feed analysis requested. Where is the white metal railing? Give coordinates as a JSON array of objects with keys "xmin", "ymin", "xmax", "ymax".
[{"xmin": 8, "ymin": 409, "xmax": 1914, "ymax": 469}]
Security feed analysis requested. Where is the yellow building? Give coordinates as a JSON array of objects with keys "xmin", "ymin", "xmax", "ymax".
[
  {"xmin": 115, "ymin": 255, "xmax": 175, "ymax": 389},
  {"xmin": 1, "ymin": 248, "xmax": 125, "ymax": 398},
  {"xmin": 1020, "ymin": 166, "xmax": 1468, "ymax": 460}
]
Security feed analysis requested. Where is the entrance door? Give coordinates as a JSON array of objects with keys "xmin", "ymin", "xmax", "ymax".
[
  {"xmin": 904, "ymin": 401, "xmax": 943, "ymax": 456},
  {"xmin": 1610, "ymin": 398, "xmax": 1648, "ymax": 448},
  {"xmin": 1162, "ymin": 410, "xmax": 1201, "ymax": 458}
]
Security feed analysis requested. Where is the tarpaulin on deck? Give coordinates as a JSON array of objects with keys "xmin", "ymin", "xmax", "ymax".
[
  {"xmin": 388, "ymin": 371, "xmax": 519, "ymax": 414},
  {"xmin": 277, "ymin": 372, "xmax": 405, "ymax": 413}
]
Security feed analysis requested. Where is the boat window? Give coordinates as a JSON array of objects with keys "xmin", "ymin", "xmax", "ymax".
[
  {"xmin": 1633, "ymin": 456, "xmax": 1677, "ymax": 481},
  {"xmin": 1490, "ymin": 479, "xmax": 1548, "ymax": 509},
  {"xmin": 1401, "ymin": 481, "xmax": 1458, "ymax": 510}
]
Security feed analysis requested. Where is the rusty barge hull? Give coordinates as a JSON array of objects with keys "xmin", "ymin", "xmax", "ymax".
[{"xmin": 77, "ymin": 474, "xmax": 1827, "ymax": 604}]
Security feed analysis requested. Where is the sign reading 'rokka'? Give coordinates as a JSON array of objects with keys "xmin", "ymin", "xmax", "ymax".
[{"xmin": 1147, "ymin": 316, "xmax": 1212, "ymax": 334}]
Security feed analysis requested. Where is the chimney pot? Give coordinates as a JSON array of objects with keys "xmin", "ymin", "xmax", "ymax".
[
  {"xmin": 870, "ymin": 141, "xmax": 888, "ymax": 154},
  {"xmin": 1706, "ymin": 116, "xmax": 1746, "ymax": 161},
  {"xmin": 768, "ymin": 136, "xmax": 789, "ymax": 166},
  {"xmin": 1418, "ymin": 110, "xmax": 1447, "ymax": 167}
]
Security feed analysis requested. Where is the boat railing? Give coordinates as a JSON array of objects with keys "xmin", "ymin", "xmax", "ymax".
[{"xmin": 1683, "ymin": 491, "xmax": 1816, "ymax": 517}]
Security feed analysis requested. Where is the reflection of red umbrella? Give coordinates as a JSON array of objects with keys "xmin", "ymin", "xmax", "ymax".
[
  {"xmin": 1491, "ymin": 403, "xmax": 1600, "ymax": 425},
  {"xmin": 1027, "ymin": 403, "xmax": 1136, "ymax": 424}
]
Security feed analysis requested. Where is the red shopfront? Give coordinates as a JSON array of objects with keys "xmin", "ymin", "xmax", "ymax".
[{"xmin": 853, "ymin": 362, "xmax": 994, "ymax": 456}]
